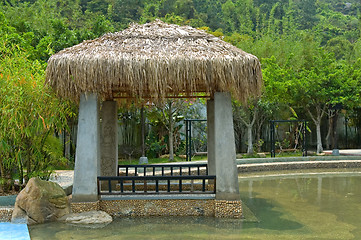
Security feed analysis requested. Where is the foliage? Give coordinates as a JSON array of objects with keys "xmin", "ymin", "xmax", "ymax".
[
  {"xmin": 147, "ymin": 99, "xmax": 197, "ymax": 161},
  {"xmin": 0, "ymin": 42, "xmax": 73, "ymax": 191},
  {"xmin": 1, "ymin": 0, "xmax": 361, "ymax": 177}
]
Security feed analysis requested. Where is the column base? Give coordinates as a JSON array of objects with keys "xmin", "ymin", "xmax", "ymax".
[
  {"xmin": 216, "ymin": 192, "xmax": 240, "ymax": 201},
  {"xmin": 71, "ymin": 194, "xmax": 99, "ymax": 203}
]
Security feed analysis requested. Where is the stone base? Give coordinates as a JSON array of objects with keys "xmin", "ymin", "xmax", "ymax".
[
  {"xmin": 215, "ymin": 200, "xmax": 242, "ymax": 218},
  {"xmin": 0, "ymin": 207, "xmax": 13, "ymax": 222},
  {"xmin": 70, "ymin": 199, "xmax": 242, "ymax": 218},
  {"xmin": 71, "ymin": 201, "xmax": 99, "ymax": 213}
]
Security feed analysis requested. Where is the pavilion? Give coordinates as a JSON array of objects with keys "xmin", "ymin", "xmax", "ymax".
[{"xmin": 46, "ymin": 20, "xmax": 262, "ymax": 203}]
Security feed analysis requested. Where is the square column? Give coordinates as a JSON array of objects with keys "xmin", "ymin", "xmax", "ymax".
[
  {"xmin": 208, "ymin": 92, "xmax": 240, "ymax": 201},
  {"xmin": 100, "ymin": 101, "xmax": 118, "ymax": 182},
  {"xmin": 72, "ymin": 93, "xmax": 100, "ymax": 202},
  {"xmin": 207, "ymin": 99, "xmax": 215, "ymax": 175}
]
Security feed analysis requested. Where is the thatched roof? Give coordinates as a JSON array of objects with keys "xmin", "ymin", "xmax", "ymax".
[{"xmin": 46, "ymin": 19, "xmax": 262, "ymax": 103}]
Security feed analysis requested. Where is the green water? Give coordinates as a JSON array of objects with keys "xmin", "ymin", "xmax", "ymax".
[{"xmin": 29, "ymin": 169, "xmax": 361, "ymax": 239}]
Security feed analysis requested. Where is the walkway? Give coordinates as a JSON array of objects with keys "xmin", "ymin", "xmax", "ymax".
[{"xmin": 323, "ymin": 149, "xmax": 361, "ymax": 156}]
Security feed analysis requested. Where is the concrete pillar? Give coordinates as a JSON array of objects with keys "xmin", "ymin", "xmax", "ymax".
[
  {"xmin": 212, "ymin": 92, "xmax": 240, "ymax": 200},
  {"xmin": 100, "ymin": 101, "xmax": 118, "ymax": 185},
  {"xmin": 72, "ymin": 93, "xmax": 100, "ymax": 202},
  {"xmin": 207, "ymin": 99, "xmax": 215, "ymax": 175}
]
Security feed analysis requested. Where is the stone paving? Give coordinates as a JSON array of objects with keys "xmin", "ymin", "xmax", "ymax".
[
  {"xmin": 323, "ymin": 149, "xmax": 361, "ymax": 156},
  {"xmin": 49, "ymin": 170, "xmax": 74, "ymax": 188},
  {"xmin": 48, "ymin": 170, "xmax": 74, "ymax": 195}
]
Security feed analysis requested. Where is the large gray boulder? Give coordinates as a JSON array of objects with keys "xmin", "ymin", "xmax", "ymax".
[{"xmin": 11, "ymin": 177, "xmax": 70, "ymax": 225}]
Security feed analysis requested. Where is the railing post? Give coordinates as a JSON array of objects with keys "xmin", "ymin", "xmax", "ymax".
[
  {"xmin": 108, "ymin": 179, "xmax": 112, "ymax": 193},
  {"xmin": 97, "ymin": 178, "xmax": 100, "ymax": 195},
  {"xmin": 213, "ymin": 178, "xmax": 216, "ymax": 193},
  {"xmin": 189, "ymin": 121, "xmax": 192, "ymax": 161},
  {"xmin": 186, "ymin": 120, "xmax": 188, "ymax": 161}
]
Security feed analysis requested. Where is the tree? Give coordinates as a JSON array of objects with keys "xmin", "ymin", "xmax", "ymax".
[
  {"xmin": 153, "ymin": 99, "xmax": 190, "ymax": 161},
  {"xmin": 233, "ymin": 100, "xmax": 258, "ymax": 155},
  {"xmin": 287, "ymin": 49, "xmax": 346, "ymax": 154}
]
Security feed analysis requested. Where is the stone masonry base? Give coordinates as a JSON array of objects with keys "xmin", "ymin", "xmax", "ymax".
[
  {"xmin": 0, "ymin": 207, "xmax": 13, "ymax": 222},
  {"xmin": 71, "ymin": 199, "xmax": 242, "ymax": 218}
]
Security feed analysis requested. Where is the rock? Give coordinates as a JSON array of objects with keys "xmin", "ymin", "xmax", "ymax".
[
  {"xmin": 257, "ymin": 152, "xmax": 267, "ymax": 158},
  {"xmin": 11, "ymin": 177, "xmax": 70, "ymax": 225},
  {"xmin": 159, "ymin": 154, "xmax": 170, "ymax": 159},
  {"xmin": 139, "ymin": 156, "xmax": 148, "ymax": 164},
  {"xmin": 59, "ymin": 211, "xmax": 113, "ymax": 228},
  {"xmin": 178, "ymin": 155, "xmax": 187, "ymax": 159},
  {"xmin": 332, "ymin": 149, "xmax": 340, "ymax": 156}
]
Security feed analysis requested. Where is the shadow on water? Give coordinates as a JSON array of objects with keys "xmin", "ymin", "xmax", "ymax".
[
  {"xmin": 30, "ymin": 200, "xmax": 303, "ymax": 239},
  {"xmin": 29, "ymin": 216, "xmax": 252, "ymax": 239},
  {"xmin": 241, "ymin": 192, "xmax": 303, "ymax": 231}
]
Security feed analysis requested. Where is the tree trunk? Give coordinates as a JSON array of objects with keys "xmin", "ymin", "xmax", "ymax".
[
  {"xmin": 256, "ymin": 125, "xmax": 261, "ymax": 152},
  {"xmin": 325, "ymin": 116, "xmax": 332, "ymax": 150},
  {"xmin": 332, "ymin": 111, "xmax": 339, "ymax": 149},
  {"xmin": 238, "ymin": 132, "xmax": 243, "ymax": 153},
  {"xmin": 256, "ymin": 116, "xmax": 265, "ymax": 152},
  {"xmin": 307, "ymin": 106, "xmax": 325, "ymax": 155},
  {"xmin": 168, "ymin": 102, "xmax": 174, "ymax": 162},
  {"xmin": 238, "ymin": 105, "xmax": 257, "ymax": 155},
  {"xmin": 316, "ymin": 121, "xmax": 323, "ymax": 154},
  {"xmin": 247, "ymin": 125, "xmax": 254, "ymax": 154},
  {"xmin": 140, "ymin": 107, "xmax": 145, "ymax": 157}
]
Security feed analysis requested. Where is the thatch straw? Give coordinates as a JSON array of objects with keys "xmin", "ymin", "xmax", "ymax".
[{"xmin": 45, "ymin": 19, "xmax": 262, "ymax": 104}]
